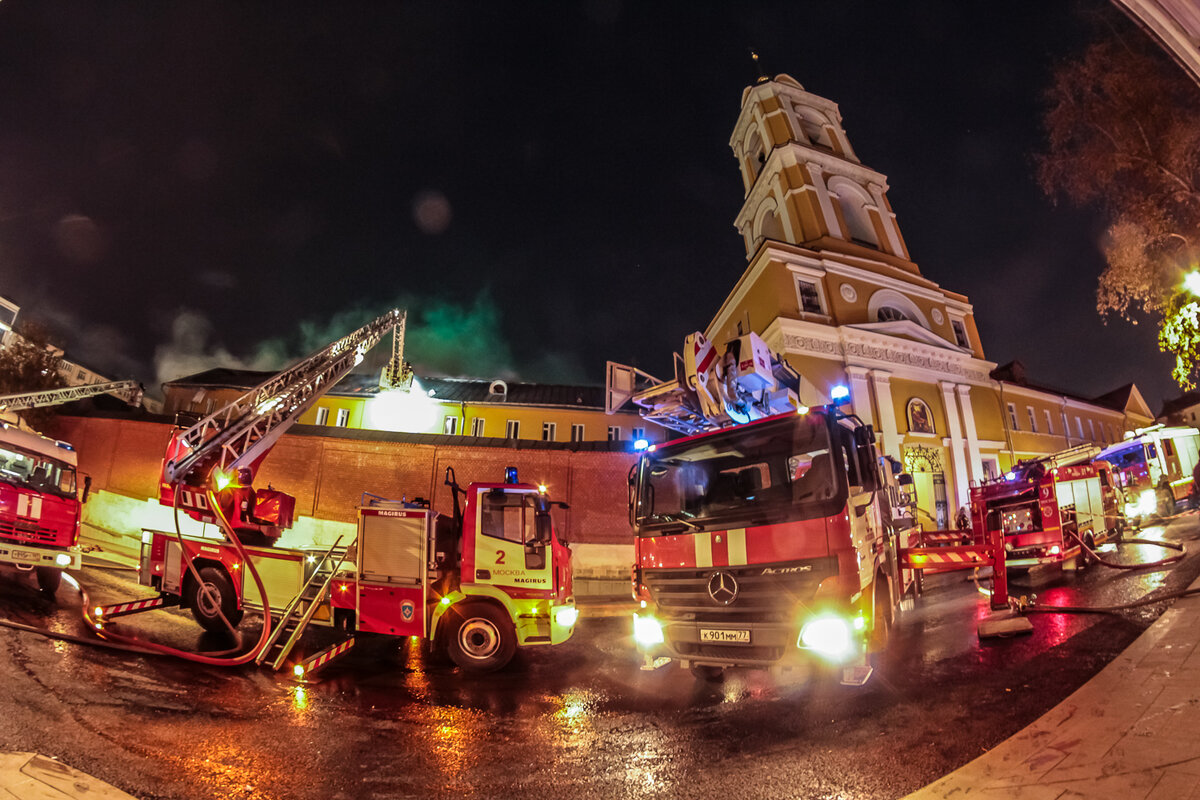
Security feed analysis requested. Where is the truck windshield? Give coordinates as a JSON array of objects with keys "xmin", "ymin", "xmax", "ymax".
[
  {"xmin": 1104, "ymin": 445, "xmax": 1145, "ymax": 470},
  {"xmin": 635, "ymin": 413, "xmax": 841, "ymax": 533},
  {"xmin": 0, "ymin": 444, "xmax": 77, "ymax": 499}
]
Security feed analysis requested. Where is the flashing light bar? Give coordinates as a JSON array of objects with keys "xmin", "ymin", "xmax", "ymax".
[
  {"xmin": 633, "ymin": 438, "xmax": 650, "ymax": 452},
  {"xmin": 830, "ymin": 385, "xmax": 850, "ymax": 403}
]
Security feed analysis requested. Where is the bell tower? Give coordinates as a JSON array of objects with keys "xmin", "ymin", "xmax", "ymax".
[{"xmin": 729, "ymin": 73, "xmax": 911, "ymax": 266}]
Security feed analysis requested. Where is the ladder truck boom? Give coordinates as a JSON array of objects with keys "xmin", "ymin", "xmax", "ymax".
[
  {"xmin": 0, "ymin": 380, "xmax": 144, "ymax": 412},
  {"xmin": 163, "ymin": 309, "xmax": 401, "ymax": 488}
]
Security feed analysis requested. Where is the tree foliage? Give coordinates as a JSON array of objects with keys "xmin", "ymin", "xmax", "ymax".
[
  {"xmin": 0, "ymin": 320, "xmax": 67, "ymax": 431},
  {"xmin": 1037, "ymin": 22, "xmax": 1200, "ymax": 386}
]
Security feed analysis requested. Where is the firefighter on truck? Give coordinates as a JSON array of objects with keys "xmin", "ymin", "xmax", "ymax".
[{"xmin": 608, "ymin": 331, "xmax": 910, "ymax": 685}]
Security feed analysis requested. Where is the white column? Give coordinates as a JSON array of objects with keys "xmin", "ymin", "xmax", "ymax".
[
  {"xmin": 939, "ymin": 381, "xmax": 970, "ymax": 512},
  {"xmin": 956, "ymin": 384, "xmax": 984, "ymax": 484},
  {"xmin": 846, "ymin": 366, "xmax": 874, "ymax": 429},
  {"xmin": 870, "ymin": 370, "xmax": 901, "ymax": 458}
]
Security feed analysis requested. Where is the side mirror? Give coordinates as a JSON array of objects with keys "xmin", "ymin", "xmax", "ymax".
[
  {"xmin": 80, "ymin": 475, "xmax": 92, "ymax": 504},
  {"xmin": 534, "ymin": 512, "xmax": 553, "ymax": 545}
]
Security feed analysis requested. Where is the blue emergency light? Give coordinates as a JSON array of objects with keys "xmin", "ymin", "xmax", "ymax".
[
  {"xmin": 504, "ymin": 466, "xmax": 519, "ymax": 484},
  {"xmin": 830, "ymin": 384, "xmax": 850, "ymax": 403},
  {"xmin": 633, "ymin": 438, "xmax": 650, "ymax": 452}
]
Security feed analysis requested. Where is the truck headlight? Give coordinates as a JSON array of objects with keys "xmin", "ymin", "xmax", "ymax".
[
  {"xmin": 55, "ymin": 553, "xmax": 72, "ymax": 567},
  {"xmin": 633, "ymin": 613, "xmax": 664, "ymax": 647},
  {"xmin": 798, "ymin": 614, "xmax": 855, "ymax": 662},
  {"xmin": 555, "ymin": 605, "xmax": 578, "ymax": 628}
]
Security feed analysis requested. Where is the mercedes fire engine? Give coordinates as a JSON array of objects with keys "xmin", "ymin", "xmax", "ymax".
[
  {"xmin": 968, "ymin": 444, "xmax": 1122, "ymax": 570},
  {"xmin": 0, "ymin": 381, "xmax": 143, "ymax": 595},
  {"xmin": 126, "ymin": 310, "xmax": 575, "ymax": 673},
  {"xmin": 1097, "ymin": 425, "xmax": 1200, "ymax": 524},
  {"xmin": 607, "ymin": 331, "xmax": 916, "ymax": 684}
]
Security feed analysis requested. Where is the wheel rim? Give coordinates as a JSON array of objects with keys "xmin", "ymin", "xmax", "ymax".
[
  {"xmin": 196, "ymin": 581, "xmax": 222, "ymax": 618},
  {"xmin": 458, "ymin": 617, "xmax": 501, "ymax": 660}
]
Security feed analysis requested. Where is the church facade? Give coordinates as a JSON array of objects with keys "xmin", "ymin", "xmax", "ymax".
[{"xmin": 706, "ymin": 73, "xmax": 1152, "ymax": 529}]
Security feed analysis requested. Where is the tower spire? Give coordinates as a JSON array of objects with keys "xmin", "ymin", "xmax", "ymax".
[{"xmin": 749, "ymin": 48, "xmax": 770, "ymax": 84}]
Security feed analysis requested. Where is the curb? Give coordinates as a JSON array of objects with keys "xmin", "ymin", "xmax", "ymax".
[{"xmin": 0, "ymin": 751, "xmax": 136, "ymax": 799}]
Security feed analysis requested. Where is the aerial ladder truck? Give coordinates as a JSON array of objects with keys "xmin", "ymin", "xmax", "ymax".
[
  {"xmin": 0, "ymin": 380, "xmax": 143, "ymax": 595},
  {"xmin": 608, "ymin": 330, "xmax": 1014, "ymax": 684},
  {"xmin": 105, "ymin": 309, "xmax": 576, "ymax": 674}
]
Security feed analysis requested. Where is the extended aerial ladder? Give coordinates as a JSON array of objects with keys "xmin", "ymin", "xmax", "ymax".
[
  {"xmin": 161, "ymin": 308, "xmax": 402, "ymax": 524},
  {"xmin": 0, "ymin": 380, "xmax": 143, "ymax": 412}
]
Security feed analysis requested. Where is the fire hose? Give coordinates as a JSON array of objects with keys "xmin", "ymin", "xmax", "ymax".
[{"xmin": 0, "ymin": 490, "xmax": 275, "ymax": 665}]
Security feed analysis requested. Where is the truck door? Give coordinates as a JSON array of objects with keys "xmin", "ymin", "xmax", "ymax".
[{"xmin": 470, "ymin": 488, "xmax": 553, "ymax": 593}]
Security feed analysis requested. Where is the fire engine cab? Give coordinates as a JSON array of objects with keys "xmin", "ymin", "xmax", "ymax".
[
  {"xmin": 969, "ymin": 444, "xmax": 1122, "ymax": 570},
  {"xmin": 608, "ymin": 331, "xmax": 916, "ymax": 685},
  {"xmin": 1098, "ymin": 425, "xmax": 1200, "ymax": 524},
  {"xmin": 119, "ymin": 310, "xmax": 575, "ymax": 674}
]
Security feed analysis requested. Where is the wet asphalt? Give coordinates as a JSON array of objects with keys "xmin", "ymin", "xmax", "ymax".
[{"xmin": 0, "ymin": 515, "xmax": 1197, "ymax": 800}]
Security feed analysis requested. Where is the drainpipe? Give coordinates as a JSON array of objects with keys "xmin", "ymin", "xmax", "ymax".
[{"xmin": 994, "ymin": 378, "xmax": 1016, "ymax": 467}]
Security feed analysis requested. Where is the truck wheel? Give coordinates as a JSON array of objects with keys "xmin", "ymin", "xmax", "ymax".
[
  {"xmin": 187, "ymin": 567, "xmax": 244, "ymax": 633},
  {"xmin": 870, "ymin": 577, "xmax": 893, "ymax": 653},
  {"xmin": 35, "ymin": 567, "xmax": 61, "ymax": 596},
  {"xmin": 447, "ymin": 603, "xmax": 516, "ymax": 672},
  {"xmin": 1159, "ymin": 487, "xmax": 1176, "ymax": 518}
]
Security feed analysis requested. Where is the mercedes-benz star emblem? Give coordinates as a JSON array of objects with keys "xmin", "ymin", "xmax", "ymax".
[{"xmin": 707, "ymin": 571, "xmax": 739, "ymax": 605}]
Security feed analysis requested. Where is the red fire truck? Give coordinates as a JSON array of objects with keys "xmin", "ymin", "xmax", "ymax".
[
  {"xmin": 112, "ymin": 310, "xmax": 575, "ymax": 674},
  {"xmin": 608, "ymin": 331, "xmax": 915, "ymax": 685},
  {"xmin": 968, "ymin": 444, "xmax": 1122, "ymax": 570},
  {"xmin": 1098, "ymin": 425, "xmax": 1200, "ymax": 524},
  {"xmin": 0, "ymin": 381, "xmax": 142, "ymax": 595}
]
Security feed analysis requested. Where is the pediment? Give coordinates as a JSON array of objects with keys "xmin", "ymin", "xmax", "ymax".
[{"xmin": 845, "ymin": 320, "xmax": 969, "ymax": 353}]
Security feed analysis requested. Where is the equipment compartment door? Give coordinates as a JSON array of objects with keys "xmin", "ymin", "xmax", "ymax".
[{"xmin": 357, "ymin": 583, "xmax": 424, "ymax": 636}]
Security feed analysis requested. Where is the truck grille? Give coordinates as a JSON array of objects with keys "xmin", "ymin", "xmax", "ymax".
[
  {"xmin": 675, "ymin": 642, "xmax": 786, "ymax": 661},
  {"xmin": 642, "ymin": 557, "xmax": 838, "ymax": 624},
  {"xmin": 0, "ymin": 519, "xmax": 62, "ymax": 547}
]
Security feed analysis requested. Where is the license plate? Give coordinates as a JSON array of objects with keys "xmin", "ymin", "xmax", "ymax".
[
  {"xmin": 11, "ymin": 550, "xmax": 38, "ymax": 562},
  {"xmin": 700, "ymin": 628, "xmax": 750, "ymax": 644}
]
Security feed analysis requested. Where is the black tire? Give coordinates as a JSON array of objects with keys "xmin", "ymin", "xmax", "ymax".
[
  {"xmin": 870, "ymin": 578, "xmax": 893, "ymax": 654},
  {"xmin": 35, "ymin": 567, "xmax": 61, "ymax": 596},
  {"xmin": 1159, "ymin": 487, "xmax": 1177, "ymax": 518},
  {"xmin": 446, "ymin": 603, "xmax": 516, "ymax": 673},
  {"xmin": 187, "ymin": 566, "xmax": 244, "ymax": 633},
  {"xmin": 690, "ymin": 664, "xmax": 725, "ymax": 681}
]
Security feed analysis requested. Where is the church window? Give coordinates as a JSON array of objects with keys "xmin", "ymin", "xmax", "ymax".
[
  {"xmin": 907, "ymin": 399, "xmax": 934, "ymax": 434},
  {"xmin": 1007, "ymin": 403, "xmax": 1020, "ymax": 431},
  {"xmin": 796, "ymin": 278, "xmax": 824, "ymax": 314},
  {"xmin": 1027, "ymin": 407, "xmax": 1038, "ymax": 433},
  {"xmin": 829, "ymin": 178, "xmax": 879, "ymax": 247},
  {"xmin": 792, "ymin": 105, "xmax": 834, "ymax": 150},
  {"xmin": 1044, "ymin": 409, "xmax": 1054, "ymax": 435},
  {"xmin": 876, "ymin": 306, "xmax": 909, "ymax": 323},
  {"xmin": 951, "ymin": 319, "xmax": 970, "ymax": 349}
]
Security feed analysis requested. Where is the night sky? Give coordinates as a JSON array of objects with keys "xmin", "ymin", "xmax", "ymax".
[{"xmin": 0, "ymin": 1, "xmax": 1179, "ymax": 410}]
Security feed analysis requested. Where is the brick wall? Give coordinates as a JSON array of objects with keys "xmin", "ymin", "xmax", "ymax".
[{"xmin": 51, "ymin": 416, "xmax": 638, "ymax": 547}]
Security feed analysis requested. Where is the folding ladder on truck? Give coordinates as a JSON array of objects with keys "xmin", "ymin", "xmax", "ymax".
[{"xmin": 255, "ymin": 537, "xmax": 356, "ymax": 673}]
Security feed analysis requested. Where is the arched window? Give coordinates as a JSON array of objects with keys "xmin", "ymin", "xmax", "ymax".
[
  {"xmin": 754, "ymin": 198, "xmax": 786, "ymax": 244},
  {"xmin": 792, "ymin": 104, "xmax": 834, "ymax": 150},
  {"xmin": 743, "ymin": 128, "xmax": 766, "ymax": 184},
  {"xmin": 827, "ymin": 177, "xmax": 878, "ymax": 247},
  {"xmin": 907, "ymin": 399, "xmax": 935, "ymax": 434},
  {"xmin": 876, "ymin": 306, "xmax": 909, "ymax": 323},
  {"xmin": 866, "ymin": 289, "xmax": 930, "ymax": 329}
]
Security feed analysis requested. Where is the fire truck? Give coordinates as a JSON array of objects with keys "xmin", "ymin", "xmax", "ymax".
[
  {"xmin": 968, "ymin": 444, "xmax": 1122, "ymax": 570},
  {"xmin": 117, "ymin": 310, "xmax": 575, "ymax": 674},
  {"xmin": 1097, "ymin": 425, "xmax": 1200, "ymax": 524},
  {"xmin": 607, "ymin": 331, "xmax": 918, "ymax": 685},
  {"xmin": 0, "ymin": 380, "xmax": 143, "ymax": 594}
]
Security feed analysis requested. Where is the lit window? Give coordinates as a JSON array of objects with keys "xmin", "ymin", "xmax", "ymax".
[
  {"xmin": 951, "ymin": 320, "xmax": 970, "ymax": 349},
  {"xmin": 471, "ymin": 417, "xmax": 485, "ymax": 437},
  {"xmin": 542, "ymin": 422, "xmax": 557, "ymax": 442},
  {"xmin": 506, "ymin": 420, "xmax": 520, "ymax": 439},
  {"xmin": 1007, "ymin": 403, "xmax": 1019, "ymax": 431},
  {"xmin": 443, "ymin": 416, "xmax": 458, "ymax": 435},
  {"xmin": 607, "ymin": 426, "xmax": 621, "ymax": 442},
  {"xmin": 796, "ymin": 279, "xmax": 823, "ymax": 314},
  {"xmin": 335, "ymin": 408, "xmax": 349, "ymax": 427},
  {"xmin": 315, "ymin": 407, "xmax": 329, "ymax": 426},
  {"xmin": 1027, "ymin": 407, "xmax": 1037, "ymax": 433},
  {"xmin": 571, "ymin": 423, "xmax": 584, "ymax": 442}
]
